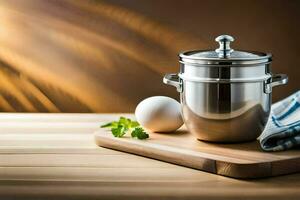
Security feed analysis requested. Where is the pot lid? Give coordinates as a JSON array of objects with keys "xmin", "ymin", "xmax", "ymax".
[{"xmin": 179, "ymin": 35, "xmax": 272, "ymax": 66}]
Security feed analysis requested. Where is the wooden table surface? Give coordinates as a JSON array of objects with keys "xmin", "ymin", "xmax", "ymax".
[{"xmin": 0, "ymin": 113, "xmax": 299, "ymax": 200}]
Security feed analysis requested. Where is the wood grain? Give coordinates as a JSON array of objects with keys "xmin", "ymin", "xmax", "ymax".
[
  {"xmin": 0, "ymin": 113, "xmax": 300, "ymax": 200},
  {"xmin": 95, "ymin": 125, "xmax": 300, "ymax": 179}
]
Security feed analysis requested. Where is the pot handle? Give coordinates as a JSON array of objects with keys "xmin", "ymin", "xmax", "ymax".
[
  {"xmin": 265, "ymin": 74, "xmax": 288, "ymax": 93},
  {"xmin": 270, "ymin": 74, "xmax": 288, "ymax": 87},
  {"xmin": 163, "ymin": 73, "xmax": 182, "ymax": 92}
]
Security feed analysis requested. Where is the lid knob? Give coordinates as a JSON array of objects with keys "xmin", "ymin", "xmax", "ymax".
[{"xmin": 215, "ymin": 35, "xmax": 234, "ymax": 58}]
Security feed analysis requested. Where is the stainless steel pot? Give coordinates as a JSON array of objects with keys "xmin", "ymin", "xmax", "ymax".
[{"xmin": 163, "ymin": 35, "xmax": 288, "ymax": 143}]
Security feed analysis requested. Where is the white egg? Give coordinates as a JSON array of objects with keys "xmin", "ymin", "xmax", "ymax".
[{"xmin": 135, "ymin": 96, "xmax": 183, "ymax": 133}]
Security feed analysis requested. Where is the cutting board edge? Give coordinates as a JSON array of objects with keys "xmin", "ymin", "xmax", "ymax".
[
  {"xmin": 94, "ymin": 132, "xmax": 298, "ymax": 179},
  {"xmin": 94, "ymin": 133, "xmax": 217, "ymax": 174}
]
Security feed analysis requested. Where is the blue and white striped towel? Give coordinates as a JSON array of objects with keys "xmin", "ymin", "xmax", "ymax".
[{"xmin": 260, "ymin": 90, "xmax": 300, "ymax": 151}]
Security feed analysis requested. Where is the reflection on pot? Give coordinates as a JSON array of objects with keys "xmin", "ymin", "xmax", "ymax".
[
  {"xmin": 182, "ymin": 103, "xmax": 269, "ymax": 143},
  {"xmin": 181, "ymin": 81, "xmax": 270, "ymax": 143}
]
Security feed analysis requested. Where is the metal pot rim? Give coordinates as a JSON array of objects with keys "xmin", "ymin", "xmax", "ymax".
[
  {"xmin": 179, "ymin": 50, "xmax": 272, "ymax": 66},
  {"xmin": 178, "ymin": 73, "xmax": 272, "ymax": 83}
]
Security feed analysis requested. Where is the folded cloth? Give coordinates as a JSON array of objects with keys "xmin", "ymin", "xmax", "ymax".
[{"xmin": 260, "ymin": 91, "xmax": 300, "ymax": 151}]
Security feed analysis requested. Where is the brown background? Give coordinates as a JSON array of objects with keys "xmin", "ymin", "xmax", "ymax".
[{"xmin": 0, "ymin": 0, "xmax": 299, "ymax": 112}]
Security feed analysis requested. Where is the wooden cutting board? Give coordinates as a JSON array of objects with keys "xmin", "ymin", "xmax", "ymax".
[{"xmin": 94, "ymin": 128, "xmax": 300, "ymax": 179}]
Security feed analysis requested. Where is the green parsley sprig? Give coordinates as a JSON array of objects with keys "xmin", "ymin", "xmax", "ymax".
[{"xmin": 101, "ymin": 117, "xmax": 149, "ymax": 139}]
